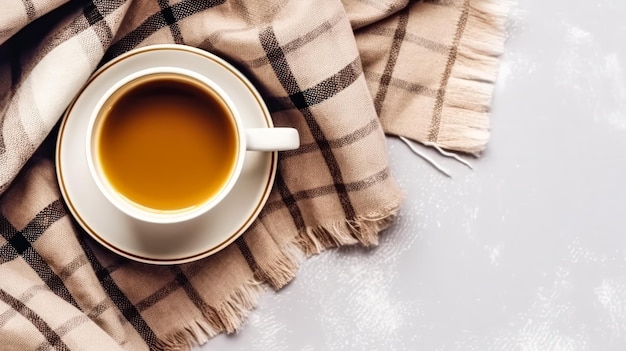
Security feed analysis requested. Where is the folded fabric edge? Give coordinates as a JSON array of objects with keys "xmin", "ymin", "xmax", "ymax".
[
  {"xmin": 155, "ymin": 202, "xmax": 401, "ymax": 350},
  {"xmin": 433, "ymin": 0, "xmax": 514, "ymax": 155}
]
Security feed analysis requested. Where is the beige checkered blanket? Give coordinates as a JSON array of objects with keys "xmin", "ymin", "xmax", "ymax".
[{"xmin": 0, "ymin": 0, "xmax": 508, "ymax": 349}]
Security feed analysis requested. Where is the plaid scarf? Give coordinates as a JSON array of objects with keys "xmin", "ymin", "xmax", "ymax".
[{"xmin": 0, "ymin": 0, "xmax": 508, "ymax": 349}]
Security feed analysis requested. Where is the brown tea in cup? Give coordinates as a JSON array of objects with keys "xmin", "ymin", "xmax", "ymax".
[{"xmin": 93, "ymin": 73, "xmax": 238, "ymax": 212}]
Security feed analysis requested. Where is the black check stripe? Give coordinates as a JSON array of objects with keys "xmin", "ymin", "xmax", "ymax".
[
  {"xmin": 102, "ymin": 0, "xmax": 225, "ymax": 62},
  {"xmin": 274, "ymin": 171, "xmax": 306, "ymax": 230},
  {"xmin": 248, "ymin": 10, "xmax": 346, "ymax": 68},
  {"xmin": 21, "ymin": 0, "xmax": 36, "ymax": 21},
  {"xmin": 0, "ymin": 200, "xmax": 79, "ymax": 309},
  {"xmin": 260, "ymin": 27, "xmax": 357, "ymax": 220},
  {"xmin": 158, "ymin": 0, "xmax": 184, "ymax": 44},
  {"xmin": 83, "ymin": 0, "xmax": 123, "ymax": 47},
  {"xmin": 78, "ymin": 237, "xmax": 159, "ymax": 349},
  {"xmin": 265, "ymin": 57, "xmax": 363, "ymax": 113},
  {"xmin": 0, "ymin": 288, "xmax": 70, "ymax": 351},
  {"xmin": 235, "ymin": 237, "xmax": 271, "ymax": 283},
  {"xmin": 0, "ymin": 285, "xmax": 48, "ymax": 330},
  {"xmin": 0, "ymin": 0, "xmax": 125, "ymax": 112},
  {"xmin": 0, "ymin": 217, "xmax": 18, "ymax": 251},
  {"xmin": 235, "ymin": 237, "xmax": 260, "ymax": 273},
  {"xmin": 169, "ymin": 266, "xmax": 226, "ymax": 329},
  {"xmin": 0, "ymin": 0, "xmax": 119, "ymax": 67},
  {"xmin": 84, "ymin": 2, "xmax": 104, "ymax": 26}
]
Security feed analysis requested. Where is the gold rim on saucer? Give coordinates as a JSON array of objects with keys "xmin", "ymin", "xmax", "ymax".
[{"xmin": 56, "ymin": 44, "xmax": 277, "ymax": 264}]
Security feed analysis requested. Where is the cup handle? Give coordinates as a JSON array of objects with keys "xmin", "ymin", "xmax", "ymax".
[{"xmin": 245, "ymin": 128, "xmax": 300, "ymax": 151}]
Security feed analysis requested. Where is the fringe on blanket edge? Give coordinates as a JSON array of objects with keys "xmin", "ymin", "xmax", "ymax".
[
  {"xmin": 435, "ymin": 0, "xmax": 513, "ymax": 155},
  {"xmin": 155, "ymin": 203, "xmax": 401, "ymax": 351}
]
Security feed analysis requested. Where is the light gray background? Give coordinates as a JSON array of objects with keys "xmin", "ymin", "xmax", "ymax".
[{"xmin": 200, "ymin": 1, "xmax": 626, "ymax": 350}]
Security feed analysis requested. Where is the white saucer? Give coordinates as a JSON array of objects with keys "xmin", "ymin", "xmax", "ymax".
[{"xmin": 56, "ymin": 45, "xmax": 277, "ymax": 265}]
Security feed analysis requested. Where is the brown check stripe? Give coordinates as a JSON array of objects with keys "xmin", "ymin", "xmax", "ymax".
[
  {"xmin": 373, "ymin": 8, "xmax": 409, "ymax": 115},
  {"xmin": 0, "ymin": 288, "xmax": 70, "ymax": 350},
  {"xmin": 78, "ymin": 235, "xmax": 160, "ymax": 349},
  {"xmin": 0, "ymin": 0, "xmax": 509, "ymax": 349}
]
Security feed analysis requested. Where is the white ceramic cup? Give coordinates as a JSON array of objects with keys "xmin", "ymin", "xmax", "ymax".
[{"xmin": 86, "ymin": 66, "xmax": 299, "ymax": 224}]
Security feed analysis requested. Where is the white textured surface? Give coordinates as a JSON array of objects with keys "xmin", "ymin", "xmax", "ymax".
[{"xmin": 199, "ymin": 1, "xmax": 626, "ymax": 350}]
